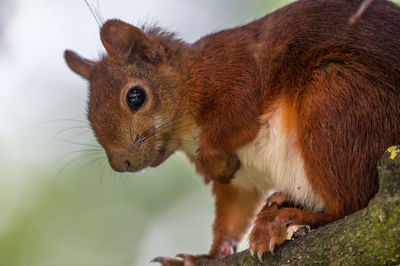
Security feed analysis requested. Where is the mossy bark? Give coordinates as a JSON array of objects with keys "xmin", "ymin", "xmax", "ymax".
[{"xmin": 203, "ymin": 146, "xmax": 400, "ymax": 265}]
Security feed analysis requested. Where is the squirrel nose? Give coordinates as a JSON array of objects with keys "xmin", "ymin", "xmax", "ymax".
[
  {"xmin": 125, "ymin": 160, "xmax": 132, "ymax": 171},
  {"xmin": 107, "ymin": 154, "xmax": 134, "ymax": 172},
  {"xmin": 105, "ymin": 148, "xmax": 142, "ymax": 173}
]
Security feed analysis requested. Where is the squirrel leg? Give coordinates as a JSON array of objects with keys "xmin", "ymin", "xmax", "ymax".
[
  {"xmin": 152, "ymin": 182, "xmax": 263, "ymax": 266},
  {"xmin": 209, "ymin": 182, "xmax": 264, "ymax": 257},
  {"xmin": 249, "ymin": 203, "xmax": 339, "ymax": 261}
]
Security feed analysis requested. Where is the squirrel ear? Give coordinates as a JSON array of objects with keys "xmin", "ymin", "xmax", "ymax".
[
  {"xmin": 64, "ymin": 50, "xmax": 94, "ymax": 80},
  {"xmin": 100, "ymin": 19, "xmax": 160, "ymax": 64}
]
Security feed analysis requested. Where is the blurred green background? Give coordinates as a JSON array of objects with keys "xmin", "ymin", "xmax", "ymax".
[{"xmin": 0, "ymin": 0, "xmax": 399, "ymax": 266}]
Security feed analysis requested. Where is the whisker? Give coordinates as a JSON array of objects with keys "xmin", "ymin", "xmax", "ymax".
[
  {"xmin": 99, "ymin": 160, "xmax": 109, "ymax": 183},
  {"xmin": 51, "ymin": 149, "xmax": 103, "ymax": 167},
  {"xmin": 84, "ymin": 0, "xmax": 105, "ymax": 27},
  {"xmin": 155, "ymin": 116, "xmax": 190, "ymax": 132},
  {"xmin": 141, "ymin": 118, "xmax": 194, "ymax": 145},
  {"xmin": 141, "ymin": 113, "xmax": 189, "ymax": 139},
  {"xmin": 51, "ymin": 126, "xmax": 91, "ymax": 140},
  {"xmin": 165, "ymin": 140, "xmax": 197, "ymax": 145},
  {"xmin": 55, "ymin": 139, "xmax": 101, "ymax": 148},
  {"xmin": 71, "ymin": 129, "xmax": 93, "ymax": 139},
  {"xmin": 78, "ymin": 155, "xmax": 106, "ymax": 173},
  {"xmin": 32, "ymin": 118, "xmax": 90, "ymax": 127},
  {"xmin": 349, "ymin": 0, "xmax": 375, "ymax": 25},
  {"xmin": 118, "ymin": 173, "xmax": 128, "ymax": 187},
  {"xmin": 156, "ymin": 118, "xmax": 193, "ymax": 135},
  {"xmin": 170, "ymin": 122, "xmax": 196, "ymax": 134},
  {"xmin": 143, "ymin": 121, "xmax": 196, "ymax": 147},
  {"xmin": 55, "ymin": 152, "xmax": 102, "ymax": 179}
]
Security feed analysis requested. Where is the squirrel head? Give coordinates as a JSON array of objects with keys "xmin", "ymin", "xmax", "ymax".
[{"xmin": 64, "ymin": 19, "xmax": 194, "ymax": 172}]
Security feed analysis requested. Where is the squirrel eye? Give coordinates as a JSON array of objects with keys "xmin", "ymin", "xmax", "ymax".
[{"xmin": 126, "ymin": 86, "xmax": 147, "ymax": 112}]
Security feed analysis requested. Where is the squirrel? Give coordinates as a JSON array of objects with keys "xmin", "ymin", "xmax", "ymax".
[{"xmin": 64, "ymin": 0, "xmax": 400, "ymax": 264}]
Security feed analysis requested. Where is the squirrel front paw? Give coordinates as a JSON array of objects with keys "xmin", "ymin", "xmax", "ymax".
[
  {"xmin": 197, "ymin": 149, "xmax": 240, "ymax": 184},
  {"xmin": 152, "ymin": 254, "xmax": 210, "ymax": 266},
  {"xmin": 212, "ymin": 152, "xmax": 240, "ymax": 184},
  {"xmin": 152, "ymin": 239, "xmax": 236, "ymax": 266}
]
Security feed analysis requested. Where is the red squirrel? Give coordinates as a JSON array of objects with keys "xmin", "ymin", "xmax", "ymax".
[{"xmin": 64, "ymin": 0, "xmax": 400, "ymax": 264}]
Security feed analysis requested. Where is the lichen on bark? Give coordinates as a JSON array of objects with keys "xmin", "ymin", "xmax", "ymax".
[{"xmin": 204, "ymin": 146, "xmax": 400, "ymax": 265}]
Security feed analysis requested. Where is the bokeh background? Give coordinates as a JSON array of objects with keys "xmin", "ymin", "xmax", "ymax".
[{"xmin": 1, "ymin": 0, "xmax": 399, "ymax": 265}]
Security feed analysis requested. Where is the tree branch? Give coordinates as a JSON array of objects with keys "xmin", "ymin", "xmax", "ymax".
[{"xmin": 204, "ymin": 146, "xmax": 400, "ymax": 265}]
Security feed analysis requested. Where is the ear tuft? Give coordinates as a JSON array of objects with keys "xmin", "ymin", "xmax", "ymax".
[
  {"xmin": 64, "ymin": 50, "xmax": 94, "ymax": 80},
  {"xmin": 100, "ymin": 19, "xmax": 158, "ymax": 64}
]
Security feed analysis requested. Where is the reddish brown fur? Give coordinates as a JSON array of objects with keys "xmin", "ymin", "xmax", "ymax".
[
  {"xmin": 211, "ymin": 183, "xmax": 263, "ymax": 254},
  {"xmin": 64, "ymin": 0, "xmax": 400, "ymax": 264}
]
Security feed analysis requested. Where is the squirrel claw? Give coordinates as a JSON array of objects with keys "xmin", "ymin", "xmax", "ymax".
[
  {"xmin": 257, "ymin": 250, "xmax": 264, "ymax": 262},
  {"xmin": 151, "ymin": 256, "xmax": 183, "ymax": 266},
  {"xmin": 248, "ymin": 206, "xmax": 289, "ymax": 261},
  {"xmin": 249, "ymin": 247, "xmax": 255, "ymax": 257},
  {"xmin": 151, "ymin": 257, "xmax": 164, "ymax": 263},
  {"xmin": 175, "ymin": 254, "xmax": 193, "ymax": 260},
  {"xmin": 269, "ymin": 241, "xmax": 276, "ymax": 256},
  {"xmin": 152, "ymin": 254, "xmax": 214, "ymax": 266}
]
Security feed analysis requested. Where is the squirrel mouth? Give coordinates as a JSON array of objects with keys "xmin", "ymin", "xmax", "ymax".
[{"xmin": 149, "ymin": 147, "xmax": 167, "ymax": 167}]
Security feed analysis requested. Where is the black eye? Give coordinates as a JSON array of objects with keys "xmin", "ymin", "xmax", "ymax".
[{"xmin": 126, "ymin": 86, "xmax": 147, "ymax": 112}]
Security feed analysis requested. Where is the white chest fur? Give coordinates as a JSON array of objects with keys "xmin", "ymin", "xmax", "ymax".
[{"xmin": 233, "ymin": 109, "xmax": 325, "ymax": 212}]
